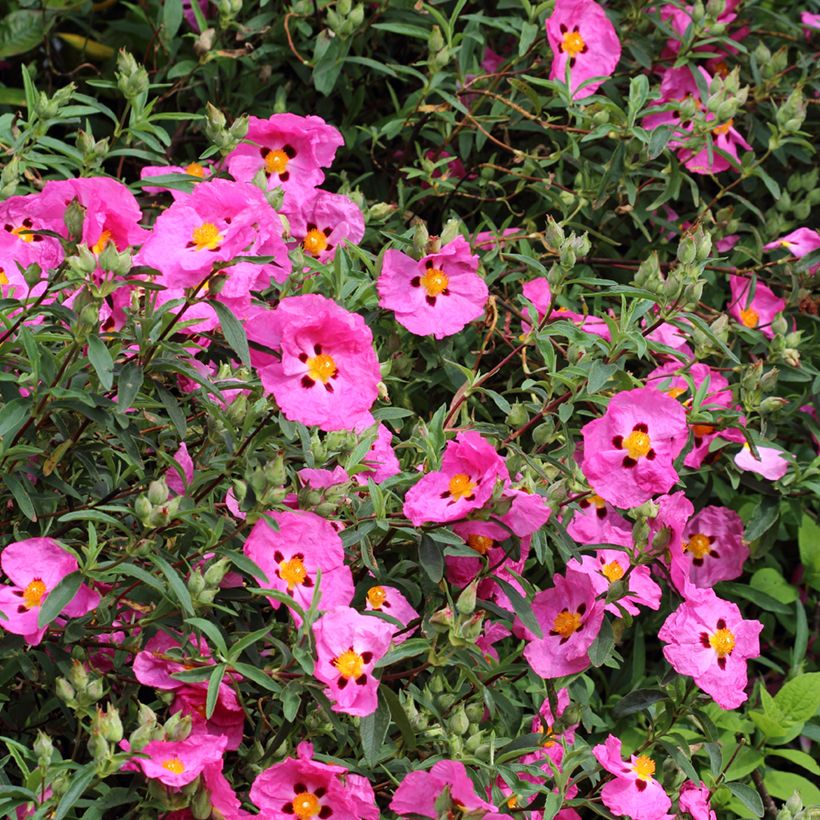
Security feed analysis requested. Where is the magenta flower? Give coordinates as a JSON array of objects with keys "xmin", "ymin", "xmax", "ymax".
[
  {"xmin": 390, "ymin": 760, "xmax": 504, "ymax": 818},
  {"xmin": 764, "ymin": 227, "xmax": 820, "ymax": 259},
  {"xmin": 521, "ymin": 276, "xmax": 552, "ymax": 330},
  {"xmin": 250, "ymin": 741, "xmax": 378, "ymax": 819},
  {"xmin": 566, "ymin": 494, "xmax": 633, "ymax": 547},
  {"xmin": 592, "ymin": 735, "xmax": 673, "ymax": 820},
  {"xmin": 521, "ymin": 279, "xmax": 612, "ymax": 339},
  {"xmin": 522, "ymin": 569, "xmax": 606, "ymax": 679},
  {"xmin": 679, "ymin": 780, "xmax": 717, "ymax": 820},
  {"xmin": 521, "ymin": 688, "xmax": 577, "ymax": 768},
  {"xmin": 312, "ymin": 606, "xmax": 394, "ymax": 717},
  {"xmin": 476, "ymin": 619, "xmax": 511, "ymax": 662},
  {"xmin": 165, "ymin": 442, "xmax": 194, "ymax": 496},
  {"xmin": 243, "ymin": 509, "xmax": 353, "ymax": 620},
  {"xmin": 364, "ymin": 584, "xmax": 419, "ymax": 644},
  {"xmin": 246, "ymin": 294, "xmax": 381, "ymax": 432},
  {"xmin": 402, "ymin": 431, "xmax": 509, "ymax": 526},
  {"xmin": 671, "ymin": 505, "xmax": 748, "ymax": 591},
  {"xmin": 226, "ymin": 114, "xmax": 344, "ymax": 199},
  {"xmin": 733, "ymin": 442, "xmax": 789, "ymax": 480},
  {"xmin": 352, "ymin": 423, "xmax": 401, "ymax": 485},
  {"xmin": 127, "ymin": 733, "xmax": 227, "ymax": 788},
  {"xmin": 648, "ymin": 490, "xmax": 694, "ymax": 564},
  {"xmin": 0, "ymin": 538, "xmax": 99, "ymax": 646},
  {"xmin": 286, "ymin": 190, "xmax": 365, "ymax": 264},
  {"xmin": 728, "ymin": 275, "xmax": 785, "ymax": 338},
  {"xmin": 545, "ymin": 0, "xmax": 621, "ymax": 99},
  {"xmin": 659, "ymin": 585, "xmax": 763, "ymax": 709},
  {"xmin": 140, "ymin": 160, "xmax": 213, "ymax": 196},
  {"xmin": 580, "ymin": 387, "xmax": 689, "ymax": 509},
  {"xmin": 378, "ymin": 236, "xmax": 487, "ymax": 339}
]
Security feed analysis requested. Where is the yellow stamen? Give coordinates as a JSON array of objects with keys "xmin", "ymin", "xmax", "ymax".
[
  {"xmin": 739, "ymin": 307, "xmax": 759, "ymax": 328},
  {"xmin": 590, "ymin": 494, "xmax": 606, "ymax": 508},
  {"xmin": 184, "ymin": 162, "xmax": 206, "ymax": 178},
  {"xmin": 632, "ymin": 755, "xmax": 656, "ymax": 780},
  {"xmin": 691, "ymin": 424, "xmax": 715, "ymax": 438},
  {"xmin": 333, "ymin": 649, "xmax": 365, "ymax": 679},
  {"xmin": 448, "ymin": 473, "xmax": 476, "ymax": 500},
  {"xmin": 23, "ymin": 579, "xmax": 47, "ymax": 609},
  {"xmin": 536, "ymin": 723, "xmax": 557, "ymax": 747},
  {"xmin": 623, "ymin": 430, "xmax": 651, "ymax": 459},
  {"xmin": 292, "ymin": 791, "xmax": 321, "ymax": 818},
  {"xmin": 667, "ymin": 386, "xmax": 687, "ymax": 399},
  {"xmin": 191, "ymin": 222, "xmax": 222, "ymax": 251},
  {"xmin": 562, "ymin": 30, "xmax": 586, "ymax": 58},
  {"xmin": 279, "ymin": 556, "xmax": 307, "ymax": 590},
  {"xmin": 0, "ymin": 269, "xmax": 8, "ymax": 286},
  {"xmin": 686, "ymin": 533, "xmax": 711, "ymax": 559},
  {"xmin": 11, "ymin": 225, "xmax": 34, "ymax": 243},
  {"xmin": 264, "ymin": 149, "xmax": 289, "ymax": 176},
  {"xmin": 601, "ymin": 561, "xmax": 625, "ymax": 583},
  {"xmin": 306, "ymin": 353, "xmax": 337, "ymax": 384},
  {"xmin": 367, "ymin": 586, "xmax": 387, "ymax": 609},
  {"xmin": 712, "ymin": 119, "xmax": 734, "ymax": 137},
  {"xmin": 467, "ymin": 534, "xmax": 493, "ymax": 555},
  {"xmin": 420, "ymin": 267, "xmax": 449, "ymax": 297},
  {"xmin": 551, "ymin": 609, "xmax": 582, "ymax": 639},
  {"xmin": 161, "ymin": 757, "xmax": 185, "ymax": 775},
  {"xmin": 92, "ymin": 229, "xmax": 112, "ymax": 255},
  {"xmin": 709, "ymin": 627, "xmax": 736, "ymax": 658},
  {"xmin": 506, "ymin": 795, "xmax": 519, "ymax": 809},
  {"xmin": 303, "ymin": 229, "xmax": 329, "ymax": 257}
]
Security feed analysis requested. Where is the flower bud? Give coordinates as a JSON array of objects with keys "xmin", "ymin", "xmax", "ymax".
[
  {"xmin": 135, "ymin": 495, "xmax": 153, "ymax": 524},
  {"xmin": 98, "ymin": 704, "xmax": 124, "ymax": 743},
  {"xmin": 412, "ymin": 220, "xmax": 429, "ymax": 259},
  {"xmin": 147, "ymin": 479, "xmax": 169, "ymax": 506},
  {"xmin": 188, "ymin": 570, "xmax": 206, "ymax": 597},
  {"xmin": 56, "ymin": 677, "xmax": 77, "ymax": 706},
  {"xmin": 449, "ymin": 708, "xmax": 470, "ymax": 736},
  {"xmin": 456, "ymin": 580, "xmax": 478, "ymax": 615},
  {"xmin": 87, "ymin": 732, "xmax": 109, "ymax": 761},
  {"xmin": 34, "ymin": 731, "xmax": 54, "ymax": 765}
]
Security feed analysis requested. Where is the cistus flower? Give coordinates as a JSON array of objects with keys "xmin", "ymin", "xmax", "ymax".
[
  {"xmin": 0, "ymin": 538, "xmax": 99, "ymax": 646},
  {"xmin": 124, "ymin": 733, "xmax": 227, "ymax": 788},
  {"xmin": 592, "ymin": 735, "xmax": 673, "ymax": 820},
  {"xmin": 402, "ymin": 431, "xmax": 509, "ymax": 526},
  {"xmin": 312, "ymin": 606, "xmax": 394, "ymax": 717},
  {"xmin": 286, "ymin": 189, "xmax": 365, "ymax": 264},
  {"xmin": 522, "ymin": 569, "xmax": 606, "ymax": 678},
  {"xmin": 545, "ymin": 0, "xmax": 621, "ymax": 99},
  {"xmin": 521, "ymin": 277, "xmax": 612, "ymax": 340},
  {"xmin": 250, "ymin": 741, "xmax": 379, "ymax": 819},
  {"xmin": 733, "ymin": 442, "xmax": 789, "ymax": 480},
  {"xmin": 659, "ymin": 584, "xmax": 763, "ymax": 709},
  {"xmin": 764, "ymin": 227, "xmax": 820, "ymax": 261},
  {"xmin": 246, "ymin": 294, "xmax": 382, "ymax": 432},
  {"xmin": 566, "ymin": 494, "xmax": 633, "ymax": 547},
  {"xmin": 377, "ymin": 235, "xmax": 488, "ymax": 339},
  {"xmin": 580, "ymin": 386, "xmax": 689, "ymax": 509},
  {"xmin": 364, "ymin": 584, "xmax": 419, "ymax": 644},
  {"xmin": 520, "ymin": 688, "xmax": 578, "ymax": 768},
  {"xmin": 242, "ymin": 509, "xmax": 353, "ymax": 622},
  {"xmin": 678, "ymin": 780, "xmax": 718, "ymax": 820},
  {"xmin": 728, "ymin": 275, "xmax": 785, "ymax": 338},
  {"xmin": 390, "ymin": 759, "xmax": 505, "ymax": 818},
  {"xmin": 352, "ymin": 423, "xmax": 401, "ymax": 485}
]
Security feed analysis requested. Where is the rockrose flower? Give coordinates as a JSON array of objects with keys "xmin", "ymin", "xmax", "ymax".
[
  {"xmin": 671, "ymin": 505, "xmax": 748, "ymax": 591},
  {"xmin": 728, "ymin": 275, "xmax": 785, "ymax": 338},
  {"xmin": 390, "ymin": 760, "xmax": 504, "ymax": 818},
  {"xmin": 286, "ymin": 190, "xmax": 365, "ymax": 264},
  {"xmin": 580, "ymin": 386, "xmax": 689, "ymax": 508},
  {"xmin": 243, "ymin": 509, "xmax": 353, "ymax": 621},
  {"xmin": 592, "ymin": 735, "xmax": 673, "ymax": 820},
  {"xmin": 377, "ymin": 235, "xmax": 488, "ymax": 339},
  {"xmin": 522, "ymin": 569, "xmax": 606, "ymax": 679},
  {"xmin": 0, "ymin": 538, "xmax": 99, "ymax": 646},
  {"xmin": 364, "ymin": 584, "xmax": 419, "ymax": 644},
  {"xmin": 521, "ymin": 277, "xmax": 612, "ymax": 340},
  {"xmin": 125, "ymin": 733, "xmax": 227, "ymax": 788},
  {"xmin": 679, "ymin": 780, "xmax": 717, "ymax": 820},
  {"xmin": 246, "ymin": 294, "xmax": 382, "ymax": 432},
  {"xmin": 165, "ymin": 442, "xmax": 194, "ymax": 496},
  {"xmin": 545, "ymin": 0, "xmax": 621, "ymax": 99},
  {"xmin": 352, "ymin": 423, "xmax": 401, "ymax": 485},
  {"xmin": 566, "ymin": 494, "xmax": 633, "ymax": 547},
  {"xmin": 764, "ymin": 227, "xmax": 820, "ymax": 262},
  {"xmin": 312, "ymin": 606, "xmax": 394, "ymax": 717},
  {"xmin": 521, "ymin": 688, "xmax": 578, "ymax": 768},
  {"xmin": 250, "ymin": 741, "xmax": 379, "ymax": 820},
  {"xmin": 402, "ymin": 431, "xmax": 509, "ymax": 526},
  {"xmin": 659, "ymin": 585, "xmax": 763, "ymax": 709},
  {"xmin": 226, "ymin": 113, "xmax": 344, "ymax": 200},
  {"xmin": 733, "ymin": 442, "xmax": 789, "ymax": 480}
]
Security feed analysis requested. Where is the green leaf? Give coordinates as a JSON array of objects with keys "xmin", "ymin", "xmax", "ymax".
[
  {"xmin": 745, "ymin": 499, "xmax": 779, "ymax": 541},
  {"xmin": 587, "ymin": 617, "xmax": 615, "ymax": 667},
  {"xmin": 116, "ymin": 362, "xmax": 143, "ymax": 410},
  {"xmin": 773, "ymin": 672, "xmax": 820, "ymax": 726},
  {"xmin": 87, "ymin": 335, "xmax": 114, "ymax": 390},
  {"xmin": 381, "ymin": 685, "xmax": 417, "ymax": 752},
  {"xmin": 205, "ymin": 663, "xmax": 227, "ymax": 720},
  {"xmin": 161, "ymin": 0, "xmax": 184, "ymax": 47},
  {"xmin": 151, "ymin": 555, "xmax": 194, "ymax": 616},
  {"xmin": 231, "ymin": 662, "xmax": 279, "ymax": 693},
  {"xmin": 186, "ymin": 617, "xmax": 228, "ymax": 657},
  {"xmin": 359, "ymin": 695, "xmax": 391, "ymax": 766},
  {"xmin": 612, "ymin": 688, "xmax": 666, "ymax": 717},
  {"xmin": 0, "ymin": 399, "xmax": 30, "ymax": 439},
  {"xmin": 766, "ymin": 749, "xmax": 820, "ymax": 777},
  {"xmin": 798, "ymin": 514, "xmax": 820, "ymax": 591},
  {"xmin": 491, "ymin": 577, "xmax": 542, "ymax": 638},
  {"xmin": 210, "ymin": 300, "xmax": 251, "ymax": 366},
  {"xmin": 419, "ymin": 534, "xmax": 444, "ymax": 583},
  {"xmin": 374, "ymin": 638, "xmax": 429, "ymax": 669},
  {"xmin": 52, "ymin": 765, "xmax": 96, "ymax": 820},
  {"xmin": 3, "ymin": 474, "xmax": 36, "ymax": 522},
  {"xmin": 37, "ymin": 571, "xmax": 82, "ymax": 628},
  {"xmin": 763, "ymin": 770, "xmax": 820, "ymax": 807},
  {"xmin": 749, "ymin": 568, "xmax": 797, "ymax": 605},
  {"xmin": 0, "ymin": 11, "xmax": 45, "ymax": 59},
  {"xmin": 726, "ymin": 782, "xmax": 763, "ymax": 818}
]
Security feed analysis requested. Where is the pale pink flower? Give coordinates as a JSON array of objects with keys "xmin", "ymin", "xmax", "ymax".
[
  {"xmin": 733, "ymin": 442, "xmax": 789, "ymax": 480},
  {"xmin": 364, "ymin": 584, "xmax": 419, "ymax": 644},
  {"xmin": 126, "ymin": 734, "xmax": 227, "ymax": 788},
  {"xmin": 728, "ymin": 275, "xmax": 785, "ymax": 338}
]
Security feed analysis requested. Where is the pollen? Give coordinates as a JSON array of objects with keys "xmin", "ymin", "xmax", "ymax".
[
  {"xmin": 739, "ymin": 307, "xmax": 759, "ymax": 328},
  {"xmin": 447, "ymin": 473, "xmax": 477, "ymax": 500},
  {"xmin": 279, "ymin": 556, "xmax": 307, "ymax": 590},
  {"xmin": 367, "ymin": 585, "xmax": 387, "ymax": 609},
  {"xmin": 292, "ymin": 791, "xmax": 321, "ymax": 818},
  {"xmin": 590, "ymin": 494, "xmax": 606, "ymax": 508},
  {"xmin": 632, "ymin": 755, "xmax": 656, "ymax": 780},
  {"xmin": 561, "ymin": 30, "xmax": 586, "ymax": 58},
  {"xmin": 712, "ymin": 119, "xmax": 734, "ymax": 137},
  {"xmin": 551, "ymin": 609, "xmax": 582, "ymax": 639},
  {"xmin": 467, "ymin": 533, "xmax": 493, "ymax": 555},
  {"xmin": 92, "ymin": 229, "xmax": 112, "ymax": 255},
  {"xmin": 264, "ymin": 148, "xmax": 290, "ymax": 176},
  {"xmin": 623, "ymin": 430, "xmax": 651, "ymax": 460},
  {"xmin": 601, "ymin": 560, "xmax": 625, "ymax": 583},
  {"xmin": 303, "ymin": 228, "xmax": 329, "ymax": 257},
  {"xmin": 161, "ymin": 757, "xmax": 185, "ymax": 775},
  {"xmin": 667, "ymin": 386, "xmax": 687, "ymax": 399},
  {"xmin": 420, "ymin": 267, "xmax": 449, "ymax": 297},
  {"xmin": 184, "ymin": 162, "xmax": 206, "ymax": 177},
  {"xmin": 333, "ymin": 649, "xmax": 365, "ymax": 679},
  {"xmin": 686, "ymin": 533, "xmax": 712, "ymax": 559},
  {"xmin": 0, "ymin": 269, "xmax": 7, "ymax": 286},
  {"xmin": 709, "ymin": 627, "xmax": 736, "ymax": 658},
  {"xmin": 191, "ymin": 222, "xmax": 222, "ymax": 251},
  {"xmin": 22, "ymin": 579, "xmax": 47, "ymax": 609},
  {"xmin": 11, "ymin": 225, "xmax": 34, "ymax": 243},
  {"xmin": 306, "ymin": 353, "xmax": 337, "ymax": 384},
  {"xmin": 691, "ymin": 424, "xmax": 715, "ymax": 438}
]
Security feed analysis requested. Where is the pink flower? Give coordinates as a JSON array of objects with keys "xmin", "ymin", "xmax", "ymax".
[
  {"xmin": 250, "ymin": 741, "xmax": 378, "ymax": 819},
  {"xmin": 580, "ymin": 387, "xmax": 689, "ymax": 509},
  {"xmin": 402, "ymin": 431, "xmax": 509, "ymax": 526},
  {"xmin": 566, "ymin": 494, "xmax": 633, "ymax": 547},
  {"xmin": 226, "ymin": 114, "xmax": 344, "ymax": 200},
  {"xmin": 728, "ymin": 275, "xmax": 785, "ymax": 338},
  {"xmin": 165, "ymin": 442, "xmax": 194, "ymax": 496},
  {"xmin": 127, "ymin": 733, "xmax": 227, "ymax": 788},
  {"xmin": 476, "ymin": 619, "xmax": 511, "ymax": 661},
  {"xmin": 353, "ymin": 423, "xmax": 401, "ymax": 485},
  {"xmin": 364, "ymin": 584, "xmax": 419, "ymax": 644},
  {"xmin": 522, "ymin": 688, "xmax": 578, "ymax": 768},
  {"xmin": 243, "ymin": 509, "xmax": 353, "ymax": 620},
  {"xmin": 312, "ymin": 606, "xmax": 394, "ymax": 717},
  {"xmin": 545, "ymin": 0, "xmax": 621, "ymax": 99},
  {"xmin": 298, "ymin": 465, "xmax": 349, "ymax": 490},
  {"xmin": 733, "ymin": 442, "xmax": 789, "ymax": 480},
  {"xmin": 286, "ymin": 190, "xmax": 364, "ymax": 263},
  {"xmin": 0, "ymin": 538, "xmax": 99, "ymax": 646},
  {"xmin": 390, "ymin": 760, "xmax": 504, "ymax": 818},
  {"xmin": 246, "ymin": 295, "xmax": 381, "ymax": 432},
  {"xmin": 679, "ymin": 780, "xmax": 717, "ymax": 820},
  {"xmin": 521, "ymin": 279, "xmax": 612, "ymax": 339},
  {"xmin": 648, "ymin": 490, "xmax": 694, "ymax": 563},
  {"xmin": 522, "ymin": 276, "xmax": 552, "ymax": 327},
  {"xmin": 802, "ymin": 11, "xmax": 820, "ymax": 32},
  {"xmin": 764, "ymin": 227, "xmax": 820, "ymax": 258},
  {"xmin": 593, "ymin": 735, "xmax": 673, "ymax": 820},
  {"xmin": 659, "ymin": 585, "xmax": 763, "ymax": 709},
  {"xmin": 671, "ymin": 505, "xmax": 748, "ymax": 591},
  {"xmin": 172, "ymin": 686, "xmax": 245, "ymax": 751},
  {"xmin": 377, "ymin": 236, "xmax": 488, "ymax": 339},
  {"xmin": 140, "ymin": 161, "xmax": 213, "ymax": 196},
  {"xmin": 522, "ymin": 569, "xmax": 606, "ymax": 678}
]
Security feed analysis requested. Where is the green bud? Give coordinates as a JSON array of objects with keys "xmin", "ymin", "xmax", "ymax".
[
  {"xmin": 188, "ymin": 571, "xmax": 206, "ymax": 597},
  {"xmin": 786, "ymin": 792, "xmax": 803, "ymax": 815},
  {"xmin": 758, "ymin": 397, "xmax": 787, "ymax": 414},
  {"xmin": 64, "ymin": 199, "xmax": 86, "ymax": 241},
  {"xmin": 428, "ymin": 25, "xmax": 445, "ymax": 54},
  {"xmin": 440, "ymin": 218, "xmax": 461, "ymax": 246},
  {"xmin": 545, "ymin": 216, "xmax": 564, "ymax": 249},
  {"xmin": 116, "ymin": 50, "xmax": 149, "ymax": 99},
  {"xmin": 85, "ymin": 679, "xmax": 104, "ymax": 703},
  {"xmin": 135, "ymin": 495, "xmax": 153, "ymax": 524},
  {"xmin": 147, "ymin": 479, "xmax": 169, "ymax": 506},
  {"xmin": 56, "ymin": 677, "xmax": 77, "ymax": 705},
  {"xmin": 505, "ymin": 401, "xmax": 529, "ymax": 428},
  {"xmin": 264, "ymin": 455, "xmax": 287, "ymax": 486},
  {"xmin": 412, "ymin": 220, "xmax": 429, "ymax": 259},
  {"xmin": 87, "ymin": 731, "xmax": 109, "ymax": 761},
  {"xmin": 677, "ymin": 236, "xmax": 697, "ymax": 265},
  {"xmin": 191, "ymin": 784, "xmax": 213, "ymax": 820},
  {"xmin": 449, "ymin": 707, "xmax": 470, "ymax": 735},
  {"xmin": 138, "ymin": 703, "xmax": 157, "ymax": 727},
  {"xmin": 98, "ymin": 704, "xmax": 124, "ymax": 743},
  {"xmin": 366, "ymin": 202, "xmax": 397, "ymax": 222},
  {"xmin": 203, "ymin": 557, "xmax": 230, "ymax": 588},
  {"xmin": 164, "ymin": 712, "xmax": 192, "ymax": 742},
  {"xmin": 606, "ymin": 578, "xmax": 629, "ymax": 603},
  {"xmin": 34, "ymin": 731, "xmax": 54, "ymax": 765},
  {"xmin": 456, "ymin": 580, "xmax": 478, "ymax": 615},
  {"xmin": 68, "ymin": 660, "xmax": 90, "ymax": 691}
]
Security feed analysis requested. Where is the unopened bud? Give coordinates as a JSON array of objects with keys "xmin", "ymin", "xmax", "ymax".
[
  {"xmin": 456, "ymin": 580, "xmax": 478, "ymax": 615},
  {"xmin": 147, "ymin": 479, "xmax": 169, "ymax": 506},
  {"xmin": 34, "ymin": 731, "xmax": 53, "ymax": 765}
]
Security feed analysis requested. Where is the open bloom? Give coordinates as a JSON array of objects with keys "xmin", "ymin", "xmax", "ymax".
[
  {"xmin": 580, "ymin": 387, "xmax": 689, "ymax": 508},
  {"xmin": 521, "ymin": 277, "xmax": 612, "ymax": 339},
  {"xmin": 250, "ymin": 741, "xmax": 378, "ymax": 819},
  {"xmin": 312, "ymin": 606, "xmax": 394, "ymax": 717},
  {"xmin": 679, "ymin": 780, "xmax": 717, "ymax": 820},
  {"xmin": 364, "ymin": 584, "xmax": 419, "ymax": 644},
  {"xmin": 733, "ymin": 442, "xmax": 789, "ymax": 480},
  {"xmin": 353, "ymin": 423, "xmax": 401, "ymax": 485},
  {"xmin": 521, "ymin": 688, "xmax": 578, "ymax": 768},
  {"xmin": 243, "ymin": 509, "xmax": 353, "ymax": 621},
  {"xmin": 728, "ymin": 275, "xmax": 785, "ymax": 338},
  {"xmin": 522, "ymin": 569, "xmax": 606, "ymax": 678},
  {"xmin": 403, "ymin": 431, "xmax": 509, "ymax": 526},
  {"xmin": 763, "ymin": 227, "xmax": 820, "ymax": 270},
  {"xmin": 0, "ymin": 538, "xmax": 99, "ymax": 646},
  {"xmin": 659, "ymin": 585, "xmax": 763, "ymax": 709},
  {"xmin": 377, "ymin": 236, "xmax": 488, "ymax": 339},
  {"xmin": 545, "ymin": 0, "xmax": 621, "ymax": 99},
  {"xmin": 593, "ymin": 735, "xmax": 673, "ymax": 820},
  {"xmin": 566, "ymin": 494, "xmax": 633, "ymax": 547},
  {"xmin": 246, "ymin": 294, "xmax": 381, "ymax": 432},
  {"xmin": 126, "ymin": 734, "xmax": 227, "ymax": 788},
  {"xmin": 286, "ymin": 190, "xmax": 365, "ymax": 264}
]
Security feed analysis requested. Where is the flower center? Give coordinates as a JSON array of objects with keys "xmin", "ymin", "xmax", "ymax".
[
  {"xmin": 712, "ymin": 119, "xmax": 734, "ymax": 137},
  {"xmin": 303, "ymin": 228, "xmax": 329, "ymax": 257},
  {"xmin": 184, "ymin": 162, "xmax": 206, "ymax": 177},
  {"xmin": 420, "ymin": 267, "xmax": 449, "ymax": 297},
  {"xmin": 739, "ymin": 307, "xmax": 759, "ymax": 328},
  {"xmin": 686, "ymin": 533, "xmax": 711, "ymax": 559},
  {"xmin": 11, "ymin": 225, "xmax": 34, "ymax": 243},
  {"xmin": 562, "ymin": 30, "xmax": 586, "ymax": 57},
  {"xmin": 0, "ymin": 269, "xmax": 8, "ymax": 286},
  {"xmin": 279, "ymin": 556, "xmax": 307, "ymax": 590},
  {"xmin": 623, "ymin": 430, "xmax": 651, "ymax": 460},
  {"xmin": 691, "ymin": 423, "xmax": 715, "ymax": 438},
  {"xmin": 448, "ymin": 473, "xmax": 477, "ymax": 500},
  {"xmin": 590, "ymin": 494, "xmax": 606, "ymax": 508},
  {"xmin": 667, "ymin": 386, "xmax": 687, "ymax": 399},
  {"xmin": 292, "ymin": 791, "xmax": 321, "ymax": 818},
  {"xmin": 709, "ymin": 627, "xmax": 736, "ymax": 658},
  {"xmin": 506, "ymin": 795, "xmax": 519, "ymax": 809},
  {"xmin": 92, "ymin": 229, "xmax": 112, "ymax": 255},
  {"xmin": 161, "ymin": 757, "xmax": 185, "ymax": 775},
  {"xmin": 632, "ymin": 755, "xmax": 656, "ymax": 780},
  {"xmin": 191, "ymin": 222, "xmax": 222, "ymax": 251},
  {"xmin": 264, "ymin": 149, "xmax": 290, "ymax": 176},
  {"xmin": 333, "ymin": 649, "xmax": 365, "ymax": 679},
  {"xmin": 23, "ymin": 579, "xmax": 47, "ymax": 609},
  {"xmin": 367, "ymin": 585, "xmax": 387, "ymax": 609},
  {"xmin": 536, "ymin": 723, "xmax": 556, "ymax": 747},
  {"xmin": 306, "ymin": 353, "xmax": 337, "ymax": 384},
  {"xmin": 601, "ymin": 561, "xmax": 625, "ymax": 583},
  {"xmin": 551, "ymin": 609, "xmax": 582, "ymax": 639},
  {"xmin": 467, "ymin": 534, "xmax": 494, "ymax": 555}
]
